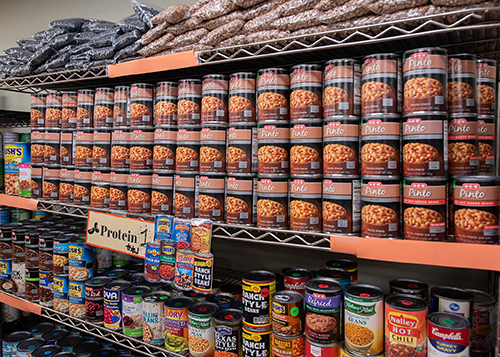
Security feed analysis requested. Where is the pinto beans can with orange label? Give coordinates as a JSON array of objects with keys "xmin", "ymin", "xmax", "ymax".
[
  {"xmin": 402, "ymin": 115, "xmax": 447, "ymax": 177},
  {"xmin": 174, "ymin": 174, "xmax": 198, "ymax": 219},
  {"xmin": 452, "ymin": 176, "xmax": 499, "ymax": 244},
  {"xmin": 257, "ymin": 68, "xmax": 290, "ymax": 122},
  {"xmin": 227, "ymin": 126, "xmax": 258, "ymax": 175},
  {"xmin": 73, "ymin": 168, "xmax": 92, "ymax": 205},
  {"xmin": 323, "ymin": 119, "xmax": 359, "ymax": 176},
  {"xmin": 93, "ymin": 88, "xmax": 114, "ymax": 128},
  {"xmin": 323, "ymin": 59, "xmax": 361, "ymax": 119},
  {"xmin": 153, "ymin": 128, "xmax": 176, "ymax": 172},
  {"xmin": 45, "ymin": 93, "xmax": 63, "ymax": 128},
  {"xmin": 229, "ymin": 72, "xmax": 256, "ymax": 124},
  {"xmin": 127, "ymin": 171, "xmax": 152, "ymax": 214},
  {"xmin": 92, "ymin": 130, "xmax": 111, "ymax": 168},
  {"xmin": 44, "ymin": 130, "xmax": 61, "ymax": 165},
  {"xmin": 109, "ymin": 171, "xmax": 128, "ymax": 211},
  {"xmin": 290, "ymin": 123, "xmax": 322, "ymax": 177},
  {"xmin": 290, "ymin": 64, "xmax": 322, "ymax": 121},
  {"xmin": 151, "ymin": 173, "xmax": 173, "ymax": 215},
  {"xmin": 448, "ymin": 54, "xmax": 477, "ymax": 115},
  {"xmin": 361, "ymin": 177, "xmax": 401, "ymax": 238},
  {"xmin": 155, "ymin": 81, "xmax": 178, "ymax": 126},
  {"xmin": 361, "ymin": 117, "xmax": 401, "ymax": 176},
  {"xmin": 113, "ymin": 86, "xmax": 130, "ymax": 128},
  {"xmin": 226, "ymin": 176, "xmax": 257, "ymax": 226},
  {"xmin": 477, "ymin": 117, "xmax": 496, "ymax": 175},
  {"xmin": 130, "ymin": 129, "xmax": 154, "ymax": 170},
  {"xmin": 362, "ymin": 53, "xmax": 402, "ymax": 116},
  {"xmin": 323, "ymin": 177, "xmax": 361, "ymax": 234},
  {"xmin": 403, "ymin": 47, "xmax": 448, "ymax": 115},
  {"xmin": 201, "ymin": 74, "xmax": 228, "ymax": 125},
  {"xmin": 176, "ymin": 127, "xmax": 200, "ymax": 173},
  {"xmin": 258, "ymin": 124, "xmax": 290, "ymax": 175},
  {"xmin": 178, "ymin": 79, "xmax": 202, "ymax": 126},
  {"xmin": 62, "ymin": 91, "xmax": 78, "ymax": 129},
  {"xmin": 111, "ymin": 129, "xmax": 130, "ymax": 170},
  {"xmin": 257, "ymin": 177, "xmax": 288, "ymax": 229},
  {"xmin": 289, "ymin": 179, "xmax": 322, "ymax": 232},
  {"xmin": 31, "ymin": 130, "xmax": 45, "ymax": 164},
  {"xmin": 196, "ymin": 176, "xmax": 225, "ymax": 222},
  {"xmin": 43, "ymin": 166, "xmax": 60, "ymax": 201},
  {"xmin": 75, "ymin": 130, "xmax": 94, "ymax": 168},
  {"xmin": 200, "ymin": 126, "xmax": 226, "ymax": 174},
  {"xmin": 403, "ymin": 177, "xmax": 447, "ymax": 241},
  {"xmin": 91, "ymin": 170, "xmax": 110, "ymax": 209},
  {"xmin": 448, "ymin": 114, "xmax": 479, "ymax": 175},
  {"xmin": 476, "ymin": 59, "xmax": 497, "ymax": 118},
  {"xmin": 60, "ymin": 130, "xmax": 74, "ymax": 165},
  {"xmin": 129, "ymin": 83, "xmax": 154, "ymax": 127},
  {"xmin": 77, "ymin": 89, "xmax": 94, "ymax": 128},
  {"xmin": 31, "ymin": 93, "xmax": 46, "ymax": 128},
  {"xmin": 384, "ymin": 294, "xmax": 428, "ymax": 357}
]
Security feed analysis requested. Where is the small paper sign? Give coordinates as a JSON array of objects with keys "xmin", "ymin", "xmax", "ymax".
[{"xmin": 86, "ymin": 210, "xmax": 155, "ymax": 258}]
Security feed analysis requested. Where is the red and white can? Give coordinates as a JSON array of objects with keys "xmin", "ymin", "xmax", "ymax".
[
  {"xmin": 305, "ymin": 339, "xmax": 338, "ymax": 357},
  {"xmin": 282, "ymin": 268, "xmax": 312, "ymax": 296}
]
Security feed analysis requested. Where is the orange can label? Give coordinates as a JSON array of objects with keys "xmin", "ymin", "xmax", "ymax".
[{"xmin": 385, "ymin": 302, "xmax": 427, "ymax": 355}]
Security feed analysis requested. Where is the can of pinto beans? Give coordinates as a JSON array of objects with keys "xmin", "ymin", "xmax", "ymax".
[
  {"xmin": 448, "ymin": 114, "xmax": 479, "ymax": 176},
  {"xmin": 93, "ymin": 88, "xmax": 114, "ymax": 128},
  {"xmin": 151, "ymin": 173, "xmax": 173, "ymax": 215},
  {"xmin": 196, "ymin": 175, "xmax": 225, "ymax": 222},
  {"xmin": 200, "ymin": 126, "xmax": 226, "ymax": 175},
  {"xmin": 258, "ymin": 123, "xmax": 290, "ymax": 175},
  {"xmin": 322, "ymin": 177, "xmax": 361, "ymax": 235},
  {"xmin": 77, "ymin": 89, "xmax": 94, "ymax": 128},
  {"xmin": 201, "ymin": 74, "xmax": 228, "ymax": 125},
  {"xmin": 178, "ymin": 79, "xmax": 202, "ymax": 126},
  {"xmin": 256, "ymin": 176, "xmax": 289, "ymax": 230},
  {"xmin": 31, "ymin": 93, "xmax": 46, "ymax": 129},
  {"xmin": 257, "ymin": 68, "xmax": 290, "ymax": 123},
  {"xmin": 153, "ymin": 127, "xmax": 176, "ymax": 173},
  {"xmin": 227, "ymin": 125, "xmax": 258, "ymax": 175},
  {"xmin": 174, "ymin": 174, "xmax": 198, "ymax": 219},
  {"xmin": 289, "ymin": 64, "xmax": 322, "ymax": 121},
  {"xmin": 290, "ymin": 121, "xmax": 322, "ymax": 177},
  {"xmin": 229, "ymin": 72, "xmax": 256, "ymax": 124},
  {"xmin": 476, "ymin": 58, "xmax": 497, "ymax": 118},
  {"xmin": 129, "ymin": 83, "xmax": 154, "ymax": 127},
  {"xmin": 448, "ymin": 54, "xmax": 477, "ymax": 115},
  {"xmin": 477, "ymin": 117, "xmax": 496, "ymax": 175},
  {"xmin": 176, "ymin": 126, "xmax": 200, "ymax": 174},
  {"xmin": 154, "ymin": 81, "xmax": 178, "ymax": 127},
  {"xmin": 226, "ymin": 176, "xmax": 257, "ymax": 226},
  {"xmin": 323, "ymin": 119, "xmax": 359, "ymax": 176},
  {"xmin": 289, "ymin": 178, "xmax": 322, "ymax": 232}
]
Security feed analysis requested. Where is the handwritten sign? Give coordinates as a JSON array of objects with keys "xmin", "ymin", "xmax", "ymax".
[{"xmin": 86, "ymin": 211, "xmax": 155, "ymax": 258}]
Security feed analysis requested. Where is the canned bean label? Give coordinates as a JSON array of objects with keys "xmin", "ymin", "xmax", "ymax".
[
  {"xmin": 290, "ymin": 123, "xmax": 322, "ymax": 176},
  {"xmin": 242, "ymin": 270, "xmax": 276, "ymax": 328},
  {"xmin": 227, "ymin": 126, "xmax": 258, "ymax": 175},
  {"xmin": 289, "ymin": 179, "xmax": 322, "ymax": 232},
  {"xmin": 257, "ymin": 68, "xmax": 290, "ymax": 122},
  {"xmin": 215, "ymin": 309, "xmax": 243, "ymax": 357},
  {"xmin": 242, "ymin": 326, "xmax": 271, "ymax": 357},
  {"xmin": 143, "ymin": 292, "xmax": 170, "ymax": 345},
  {"xmin": 257, "ymin": 124, "xmax": 290, "ymax": 175},
  {"xmin": 272, "ymin": 333, "xmax": 305, "ymax": 357},
  {"xmin": 123, "ymin": 286, "xmax": 151, "ymax": 337},
  {"xmin": 272, "ymin": 291, "xmax": 303, "ymax": 336},
  {"xmin": 175, "ymin": 249, "xmax": 194, "ymax": 291},
  {"xmin": 226, "ymin": 177, "xmax": 257, "ymax": 226},
  {"xmin": 104, "ymin": 280, "xmax": 130, "ymax": 330},
  {"xmin": 229, "ymin": 72, "xmax": 256, "ymax": 124},
  {"xmin": 428, "ymin": 312, "xmax": 469, "ymax": 357},
  {"xmin": 290, "ymin": 64, "xmax": 322, "ymax": 121},
  {"xmin": 476, "ymin": 59, "xmax": 497, "ymax": 117},
  {"xmin": 193, "ymin": 253, "xmax": 213, "ymax": 294},
  {"xmin": 323, "ymin": 178, "xmax": 361, "ymax": 234},
  {"xmin": 164, "ymin": 297, "xmax": 194, "ymax": 353},
  {"xmin": 178, "ymin": 79, "xmax": 202, "ymax": 126},
  {"xmin": 448, "ymin": 54, "xmax": 477, "ymax": 115},
  {"xmin": 448, "ymin": 115, "xmax": 479, "ymax": 175},
  {"xmin": 323, "ymin": 59, "xmax": 361, "ymax": 118},
  {"xmin": 323, "ymin": 120, "xmax": 359, "ymax": 176},
  {"xmin": 188, "ymin": 302, "xmax": 219, "ymax": 357},
  {"xmin": 257, "ymin": 178, "xmax": 288, "ymax": 230},
  {"xmin": 477, "ymin": 117, "xmax": 496, "ymax": 175}
]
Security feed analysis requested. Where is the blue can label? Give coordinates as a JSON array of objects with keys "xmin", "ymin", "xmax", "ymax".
[
  {"xmin": 0, "ymin": 259, "xmax": 12, "ymax": 280},
  {"xmin": 154, "ymin": 215, "xmax": 174, "ymax": 240},
  {"xmin": 54, "ymin": 241, "xmax": 69, "ymax": 253},
  {"xmin": 54, "ymin": 275, "xmax": 69, "ymax": 299},
  {"xmin": 104, "ymin": 288, "xmax": 123, "ymax": 329},
  {"xmin": 39, "ymin": 271, "xmax": 53, "ymax": 289},
  {"xmin": 69, "ymin": 281, "xmax": 85, "ymax": 298},
  {"xmin": 0, "ymin": 210, "xmax": 10, "ymax": 225},
  {"xmin": 173, "ymin": 220, "xmax": 191, "ymax": 250}
]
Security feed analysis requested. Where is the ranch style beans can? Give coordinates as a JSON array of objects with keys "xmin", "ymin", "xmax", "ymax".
[
  {"xmin": 323, "ymin": 59, "xmax": 361, "ymax": 119},
  {"xmin": 322, "ymin": 177, "xmax": 361, "ymax": 235},
  {"xmin": 258, "ymin": 123, "xmax": 290, "ymax": 175},
  {"xmin": 214, "ymin": 309, "xmax": 243, "ymax": 357},
  {"xmin": 45, "ymin": 93, "xmax": 63, "ymax": 129},
  {"xmin": 111, "ymin": 129, "xmax": 130, "ymax": 170},
  {"xmin": 315, "ymin": 269, "xmax": 351, "ymax": 292},
  {"xmin": 427, "ymin": 312, "xmax": 469, "ymax": 357},
  {"xmin": 109, "ymin": 171, "xmax": 128, "ymax": 211},
  {"xmin": 130, "ymin": 128, "xmax": 154, "ymax": 171},
  {"xmin": 466, "ymin": 289, "xmax": 496, "ymax": 354},
  {"xmin": 272, "ymin": 290, "xmax": 304, "ymax": 336},
  {"xmin": 403, "ymin": 177, "xmax": 447, "ymax": 241},
  {"xmin": 430, "ymin": 286, "xmax": 474, "ymax": 323},
  {"xmin": 477, "ymin": 117, "xmax": 496, "ymax": 175},
  {"xmin": 448, "ymin": 54, "xmax": 477, "ymax": 115},
  {"xmin": 129, "ymin": 83, "xmax": 154, "ymax": 127},
  {"xmin": 93, "ymin": 88, "xmax": 114, "ymax": 128},
  {"xmin": 176, "ymin": 126, "xmax": 200, "ymax": 173},
  {"xmin": 77, "ymin": 89, "xmax": 95, "ymax": 128},
  {"xmin": 75, "ymin": 130, "xmax": 94, "ymax": 168},
  {"xmin": 361, "ymin": 53, "xmax": 402, "ymax": 116},
  {"xmin": 402, "ymin": 47, "xmax": 448, "ymax": 115},
  {"xmin": 31, "ymin": 93, "xmax": 46, "ymax": 128},
  {"xmin": 188, "ymin": 302, "xmax": 219, "ymax": 357},
  {"xmin": 290, "ymin": 122, "xmax": 322, "ymax": 177},
  {"xmin": 143, "ymin": 292, "xmax": 170, "ymax": 345},
  {"xmin": 307, "ymin": 340, "xmax": 339, "ymax": 357},
  {"xmin": 257, "ymin": 68, "xmax": 290, "ymax": 123},
  {"xmin": 476, "ymin": 58, "xmax": 497, "ymax": 118},
  {"xmin": 282, "ymin": 267, "xmax": 312, "ymax": 296},
  {"xmin": 361, "ymin": 116, "xmax": 401, "ymax": 176},
  {"xmin": 325, "ymin": 260, "xmax": 358, "ymax": 284},
  {"xmin": 360, "ymin": 177, "xmax": 401, "ymax": 239},
  {"xmin": 154, "ymin": 81, "xmax": 178, "ymax": 126},
  {"xmin": 242, "ymin": 270, "xmax": 276, "ymax": 329},
  {"xmin": 243, "ymin": 326, "xmax": 271, "ymax": 357},
  {"xmin": 227, "ymin": 125, "xmax": 258, "ymax": 175},
  {"xmin": 272, "ymin": 333, "xmax": 305, "ymax": 357},
  {"xmin": 226, "ymin": 176, "xmax": 257, "ymax": 226},
  {"xmin": 164, "ymin": 296, "xmax": 194, "ymax": 354},
  {"xmin": 127, "ymin": 171, "xmax": 152, "ymax": 214},
  {"xmin": 384, "ymin": 294, "xmax": 428, "ymax": 357},
  {"xmin": 289, "ymin": 179, "xmax": 322, "ymax": 232},
  {"xmin": 323, "ymin": 119, "xmax": 359, "ymax": 176},
  {"xmin": 452, "ymin": 176, "xmax": 499, "ymax": 244},
  {"xmin": 174, "ymin": 174, "xmax": 198, "ymax": 219},
  {"xmin": 92, "ymin": 130, "xmax": 111, "ymax": 168},
  {"xmin": 201, "ymin": 74, "xmax": 228, "ymax": 125},
  {"xmin": 200, "ymin": 126, "xmax": 226, "ymax": 174},
  {"xmin": 289, "ymin": 64, "xmax": 322, "ymax": 121},
  {"xmin": 196, "ymin": 176, "xmax": 225, "ymax": 222},
  {"xmin": 151, "ymin": 173, "xmax": 173, "ymax": 215},
  {"xmin": 389, "ymin": 279, "xmax": 429, "ymax": 301},
  {"xmin": 192, "ymin": 253, "xmax": 214, "ymax": 294},
  {"xmin": 229, "ymin": 72, "xmax": 256, "ymax": 124},
  {"xmin": 344, "ymin": 284, "xmax": 385, "ymax": 355},
  {"xmin": 304, "ymin": 278, "xmax": 343, "ymax": 345},
  {"xmin": 178, "ymin": 79, "xmax": 202, "ymax": 126},
  {"xmin": 403, "ymin": 114, "xmax": 448, "ymax": 178},
  {"xmin": 256, "ymin": 176, "xmax": 289, "ymax": 229},
  {"xmin": 448, "ymin": 114, "xmax": 479, "ymax": 175},
  {"xmin": 153, "ymin": 128, "xmax": 176, "ymax": 172},
  {"xmin": 113, "ymin": 86, "xmax": 130, "ymax": 128}
]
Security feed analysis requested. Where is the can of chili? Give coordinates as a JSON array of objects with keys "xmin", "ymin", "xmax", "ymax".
[
  {"xmin": 201, "ymin": 74, "xmax": 228, "ymax": 125},
  {"xmin": 361, "ymin": 176, "xmax": 401, "ymax": 239},
  {"xmin": 258, "ymin": 123, "xmax": 290, "ymax": 175},
  {"xmin": 289, "ymin": 178, "xmax": 322, "ymax": 232},
  {"xmin": 402, "ymin": 114, "xmax": 447, "ymax": 177},
  {"xmin": 384, "ymin": 294, "xmax": 428, "ymax": 357},
  {"xmin": 130, "ymin": 83, "xmax": 154, "ymax": 127},
  {"xmin": 307, "ymin": 340, "xmax": 339, "ymax": 357},
  {"xmin": 151, "ymin": 173, "xmax": 173, "ymax": 215},
  {"xmin": 272, "ymin": 290, "xmax": 304, "ymax": 336},
  {"xmin": 389, "ymin": 279, "xmax": 429, "ymax": 300},
  {"xmin": 111, "ymin": 129, "xmax": 130, "ymax": 170},
  {"xmin": 75, "ymin": 130, "xmax": 94, "ymax": 168},
  {"xmin": 290, "ymin": 64, "xmax": 322, "ymax": 121},
  {"xmin": 62, "ymin": 91, "xmax": 78, "ymax": 129},
  {"xmin": 73, "ymin": 168, "xmax": 92, "ymax": 205},
  {"xmin": 322, "ymin": 177, "xmax": 361, "ymax": 235},
  {"xmin": 427, "ymin": 312, "xmax": 470, "ymax": 357},
  {"xmin": 403, "ymin": 47, "xmax": 448, "ymax": 115},
  {"xmin": 403, "ymin": 177, "xmax": 447, "ymax": 241},
  {"xmin": 31, "ymin": 93, "xmax": 46, "ymax": 128},
  {"xmin": 45, "ymin": 129, "xmax": 61, "ymax": 165},
  {"xmin": 448, "ymin": 114, "xmax": 479, "ymax": 175},
  {"xmin": 159, "ymin": 239, "xmax": 176, "ymax": 283},
  {"xmin": 466, "ymin": 289, "xmax": 496, "ymax": 354},
  {"xmin": 452, "ymin": 176, "xmax": 499, "ymax": 244},
  {"xmin": 46, "ymin": 93, "xmax": 63, "ymax": 129},
  {"xmin": 448, "ymin": 53, "xmax": 477, "ymax": 115},
  {"xmin": 174, "ymin": 250, "xmax": 195, "ymax": 291},
  {"xmin": 127, "ymin": 171, "xmax": 152, "ymax": 214},
  {"xmin": 109, "ymin": 171, "xmax": 128, "ymax": 211},
  {"xmin": 178, "ymin": 79, "xmax": 202, "ymax": 126},
  {"xmin": 324, "ymin": 59, "xmax": 361, "ymax": 119},
  {"xmin": 430, "ymin": 286, "xmax": 474, "ymax": 322},
  {"xmin": 242, "ymin": 270, "xmax": 276, "ymax": 329},
  {"xmin": 477, "ymin": 117, "xmax": 496, "ymax": 175},
  {"xmin": 290, "ymin": 122, "xmax": 322, "ymax": 177},
  {"xmin": 215, "ymin": 309, "xmax": 243, "ymax": 357},
  {"xmin": 282, "ymin": 267, "xmax": 312, "ymax": 296},
  {"xmin": 361, "ymin": 53, "xmax": 402, "ymax": 116},
  {"xmin": 200, "ymin": 126, "xmax": 226, "ymax": 174},
  {"xmin": 60, "ymin": 130, "xmax": 74, "ymax": 166},
  {"xmin": 361, "ymin": 116, "xmax": 401, "ymax": 176},
  {"xmin": 257, "ymin": 68, "xmax": 290, "ymax": 122},
  {"xmin": 196, "ymin": 176, "xmax": 225, "ymax": 222},
  {"xmin": 92, "ymin": 129, "xmax": 111, "ymax": 168},
  {"xmin": 153, "ymin": 128, "xmax": 176, "ymax": 172},
  {"xmin": 90, "ymin": 170, "xmax": 110, "ymax": 209},
  {"xmin": 256, "ymin": 176, "xmax": 289, "ymax": 229},
  {"xmin": 476, "ymin": 58, "xmax": 497, "ymax": 118},
  {"xmin": 174, "ymin": 174, "xmax": 198, "ymax": 219},
  {"xmin": 176, "ymin": 126, "xmax": 200, "ymax": 173},
  {"xmin": 130, "ymin": 128, "xmax": 154, "ymax": 171},
  {"xmin": 43, "ymin": 166, "xmax": 60, "ymax": 201},
  {"xmin": 229, "ymin": 72, "xmax": 256, "ymax": 124},
  {"xmin": 77, "ymin": 89, "xmax": 94, "ymax": 128},
  {"xmin": 272, "ymin": 333, "xmax": 305, "ymax": 357},
  {"xmin": 113, "ymin": 86, "xmax": 130, "ymax": 128},
  {"xmin": 226, "ymin": 176, "xmax": 257, "ymax": 226},
  {"xmin": 227, "ymin": 125, "xmax": 258, "ymax": 175},
  {"xmin": 243, "ymin": 326, "xmax": 271, "ymax": 357},
  {"xmin": 31, "ymin": 130, "xmax": 45, "ymax": 164},
  {"xmin": 323, "ymin": 119, "xmax": 359, "ymax": 176},
  {"xmin": 155, "ymin": 81, "xmax": 178, "ymax": 126},
  {"xmin": 93, "ymin": 88, "xmax": 114, "ymax": 128},
  {"xmin": 315, "ymin": 269, "xmax": 351, "ymax": 291}
]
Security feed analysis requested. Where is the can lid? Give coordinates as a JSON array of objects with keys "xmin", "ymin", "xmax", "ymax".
[
  {"xmin": 143, "ymin": 291, "xmax": 170, "ymax": 303},
  {"xmin": 123, "ymin": 286, "xmax": 151, "ymax": 296},
  {"xmin": 3, "ymin": 331, "xmax": 31, "ymax": 344},
  {"xmin": 188, "ymin": 302, "xmax": 219, "ymax": 316},
  {"xmin": 345, "ymin": 284, "xmax": 384, "ymax": 299},
  {"xmin": 105, "ymin": 269, "xmax": 129, "ymax": 279},
  {"xmin": 85, "ymin": 276, "xmax": 112, "ymax": 288},
  {"xmin": 206, "ymin": 293, "xmax": 235, "ymax": 305},
  {"xmin": 165, "ymin": 296, "xmax": 194, "ymax": 309},
  {"xmin": 54, "ymin": 353, "xmax": 77, "ymax": 357},
  {"xmin": 104, "ymin": 280, "xmax": 131, "ymax": 291},
  {"xmin": 243, "ymin": 270, "xmax": 276, "ymax": 284},
  {"xmin": 306, "ymin": 278, "xmax": 343, "ymax": 294},
  {"xmin": 29, "ymin": 322, "xmax": 55, "ymax": 335},
  {"xmin": 466, "ymin": 289, "xmax": 496, "ymax": 306},
  {"xmin": 42, "ymin": 329, "xmax": 69, "ymax": 342},
  {"xmin": 272, "ymin": 290, "xmax": 303, "ymax": 304},
  {"xmin": 33, "ymin": 345, "xmax": 62, "ymax": 357},
  {"xmin": 230, "ymin": 300, "xmax": 243, "ymax": 311},
  {"xmin": 325, "ymin": 259, "xmax": 358, "ymax": 271},
  {"xmin": 73, "ymin": 341, "xmax": 100, "ymax": 355},
  {"xmin": 282, "ymin": 267, "xmax": 312, "ymax": 279},
  {"xmin": 390, "ymin": 279, "xmax": 428, "ymax": 294},
  {"xmin": 316, "ymin": 268, "xmax": 351, "ymax": 282},
  {"xmin": 428, "ymin": 312, "xmax": 469, "ymax": 330},
  {"xmin": 184, "ymin": 290, "xmax": 204, "ymax": 298},
  {"xmin": 56, "ymin": 336, "xmax": 84, "ymax": 348},
  {"xmin": 17, "ymin": 338, "xmax": 46, "ymax": 352},
  {"xmin": 385, "ymin": 294, "xmax": 428, "ymax": 311},
  {"xmin": 126, "ymin": 273, "xmax": 144, "ymax": 284},
  {"xmin": 431, "ymin": 286, "xmax": 474, "ymax": 302},
  {"xmin": 214, "ymin": 308, "xmax": 243, "ymax": 324},
  {"xmin": 89, "ymin": 348, "xmax": 118, "ymax": 357}
]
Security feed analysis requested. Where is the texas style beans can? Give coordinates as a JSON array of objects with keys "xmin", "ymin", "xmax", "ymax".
[
  {"xmin": 272, "ymin": 290, "xmax": 304, "ymax": 336},
  {"xmin": 227, "ymin": 125, "xmax": 258, "ymax": 175},
  {"xmin": 448, "ymin": 54, "xmax": 477, "ymax": 115},
  {"xmin": 427, "ymin": 312, "xmax": 469, "ymax": 357},
  {"xmin": 476, "ymin": 58, "xmax": 497, "ymax": 118},
  {"xmin": 290, "ymin": 122, "xmax": 322, "ymax": 177},
  {"xmin": 361, "ymin": 177, "xmax": 401, "ymax": 239},
  {"xmin": 448, "ymin": 114, "xmax": 479, "ymax": 175},
  {"xmin": 289, "ymin": 64, "xmax": 322, "ymax": 121},
  {"xmin": 256, "ymin": 176, "xmax": 288, "ymax": 229},
  {"xmin": 257, "ymin": 68, "xmax": 290, "ymax": 122},
  {"xmin": 323, "ymin": 119, "xmax": 359, "ymax": 176},
  {"xmin": 323, "ymin": 59, "xmax": 361, "ymax": 119},
  {"xmin": 242, "ymin": 270, "xmax": 276, "ymax": 329},
  {"xmin": 258, "ymin": 124, "xmax": 290, "ymax": 175},
  {"xmin": 323, "ymin": 177, "xmax": 361, "ymax": 234},
  {"xmin": 229, "ymin": 72, "xmax": 256, "ymax": 124},
  {"xmin": 226, "ymin": 176, "xmax": 257, "ymax": 226},
  {"xmin": 403, "ymin": 177, "xmax": 447, "ymax": 241},
  {"xmin": 289, "ymin": 179, "xmax": 322, "ymax": 232}
]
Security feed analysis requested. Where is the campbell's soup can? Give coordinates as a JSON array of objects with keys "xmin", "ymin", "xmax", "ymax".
[
  {"xmin": 242, "ymin": 270, "xmax": 276, "ymax": 329},
  {"xmin": 430, "ymin": 286, "xmax": 474, "ymax": 324},
  {"xmin": 448, "ymin": 54, "xmax": 477, "ymax": 115},
  {"xmin": 306, "ymin": 340, "xmax": 339, "ymax": 357},
  {"xmin": 289, "ymin": 64, "xmax": 322, "ymax": 121},
  {"xmin": 427, "ymin": 312, "xmax": 469, "ymax": 357},
  {"xmin": 476, "ymin": 58, "xmax": 497, "ymax": 118},
  {"xmin": 466, "ymin": 289, "xmax": 496, "ymax": 354},
  {"xmin": 282, "ymin": 267, "xmax": 312, "ymax": 295},
  {"xmin": 385, "ymin": 294, "xmax": 428, "ymax": 356}
]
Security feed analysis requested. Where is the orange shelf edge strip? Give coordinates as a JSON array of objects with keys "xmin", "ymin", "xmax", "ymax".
[
  {"xmin": 0, "ymin": 194, "xmax": 38, "ymax": 211},
  {"xmin": 0, "ymin": 292, "xmax": 41, "ymax": 315}
]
